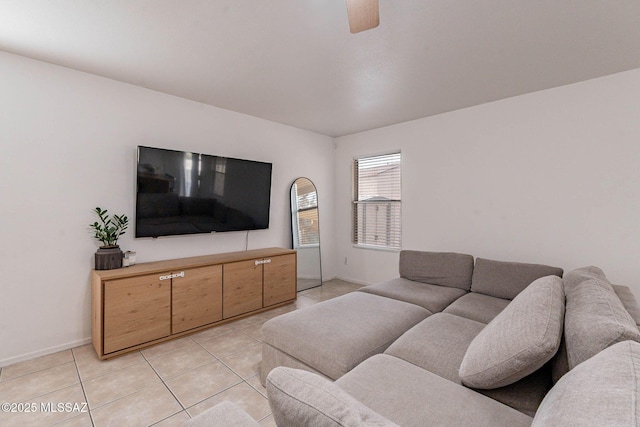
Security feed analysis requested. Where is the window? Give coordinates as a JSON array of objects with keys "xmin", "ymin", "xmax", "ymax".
[
  {"xmin": 213, "ymin": 157, "xmax": 226, "ymax": 196},
  {"xmin": 292, "ymin": 179, "xmax": 319, "ymax": 246},
  {"xmin": 353, "ymin": 152, "xmax": 401, "ymax": 250}
]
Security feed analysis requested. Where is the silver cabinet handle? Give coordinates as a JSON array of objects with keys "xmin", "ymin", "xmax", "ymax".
[
  {"xmin": 254, "ymin": 259, "xmax": 272, "ymax": 266},
  {"xmin": 159, "ymin": 271, "xmax": 185, "ymax": 281}
]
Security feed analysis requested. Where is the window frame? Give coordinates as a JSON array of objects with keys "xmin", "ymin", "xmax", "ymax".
[{"xmin": 352, "ymin": 151, "xmax": 402, "ymax": 251}]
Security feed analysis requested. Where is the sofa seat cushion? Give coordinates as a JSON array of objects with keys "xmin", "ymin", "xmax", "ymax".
[
  {"xmin": 358, "ymin": 278, "xmax": 467, "ymax": 313},
  {"xmin": 460, "ymin": 276, "xmax": 565, "ymax": 389},
  {"xmin": 336, "ymin": 354, "xmax": 533, "ymax": 427},
  {"xmin": 384, "ymin": 313, "xmax": 550, "ymax": 416},
  {"xmin": 261, "ymin": 292, "xmax": 430, "ymax": 380},
  {"xmin": 532, "ymin": 341, "xmax": 640, "ymax": 426},
  {"xmin": 443, "ymin": 292, "xmax": 511, "ymax": 323},
  {"xmin": 266, "ymin": 367, "xmax": 399, "ymax": 427},
  {"xmin": 385, "ymin": 313, "xmax": 485, "ymax": 381},
  {"xmin": 399, "ymin": 250, "xmax": 475, "ymax": 290},
  {"xmin": 471, "ymin": 258, "xmax": 563, "ymax": 300},
  {"xmin": 564, "ymin": 274, "xmax": 640, "ymax": 369}
]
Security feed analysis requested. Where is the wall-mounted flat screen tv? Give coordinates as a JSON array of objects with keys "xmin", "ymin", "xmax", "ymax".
[{"xmin": 136, "ymin": 146, "xmax": 272, "ymax": 238}]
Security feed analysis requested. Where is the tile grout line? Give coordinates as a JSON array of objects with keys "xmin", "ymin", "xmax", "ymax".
[
  {"xmin": 181, "ymin": 381, "xmax": 244, "ymax": 417},
  {"xmin": 145, "ymin": 337, "xmax": 245, "ymax": 419},
  {"xmin": 141, "ymin": 336, "xmax": 250, "ymax": 420},
  {"xmin": 71, "ymin": 348, "xmax": 96, "ymax": 427},
  {"xmin": 139, "ymin": 349, "xmax": 188, "ymax": 421},
  {"xmin": 77, "ymin": 358, "xmax": 157, "ymax": 390},
  {"xmin": 181, "ymin": 328, "xmax": 271, "ymax": 420},
  {"xmin": 190, "ymin": 335, "xmax": 251, "ymax": 395},
  {"xmin": 211, "ymin": 328, "xmax": 273, "ymax": 419},
  {"xmin": 74, "ymin": 347, "xmax": 151, "ymax": 383},
  {"xmin": 81, "ymin": 350, "xmax": 182, "ymax": 421},
  {"xmin": 0, "ymin": 361, "xmax": 81, "ymax": 405},
  {"xmin": 244, "ymin": 376, "xmax": 268, "ymax": 399},
  {"xmin": 258, "ymin": 413, "xmax": 272, "ymax": 424},
  {"xmin": 83, "ymin": 349, "xmax": 196, "ymax": 426},
  {"xmin": 0, "ymin": 353, "xmax": 74, "ymax": 383},
  {"xmin": 145, "ymin": 351, "xmax": 265, "ymax": 423},
  {"xmin": 0, "ymin": 282, "xmax": 351, "ymax": 425}
]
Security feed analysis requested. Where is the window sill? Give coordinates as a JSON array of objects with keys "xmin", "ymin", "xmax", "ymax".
[{"xmin": 352, "ymin": 244, "xmax": 401, "ymax": 253}]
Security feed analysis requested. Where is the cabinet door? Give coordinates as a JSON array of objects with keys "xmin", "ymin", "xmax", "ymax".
[
  {"xmin": 223, "ymin": 260, "xmax": 263, "ymax": 318},
  {"xmin": 263, "ymin": 254, "xmax": 297, "ymax": 307},
  {"xmin": 104, "ymin": 274, "xmax": 170, "ymax": 353},
  {"xmin": 172, "ymin": 265, "xmax": 223, "ymax": 334}
]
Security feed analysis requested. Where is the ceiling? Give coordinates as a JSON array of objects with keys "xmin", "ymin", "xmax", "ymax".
[{"xmin": 1, "ymin": 1, "xmax": 639, "ymax": 137}]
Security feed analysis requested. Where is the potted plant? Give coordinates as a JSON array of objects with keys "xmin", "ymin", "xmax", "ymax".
[{"xmin": 90, "ymin": 207, "xmax": 129, "ymax": 270}]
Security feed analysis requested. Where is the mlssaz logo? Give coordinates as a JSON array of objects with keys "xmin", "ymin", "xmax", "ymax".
[{"xmin": 41, "ymin": 402, "xmax": 89, "ymax": 413}]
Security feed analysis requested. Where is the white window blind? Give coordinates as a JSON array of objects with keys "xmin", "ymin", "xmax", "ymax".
[{"xmin": 353, "ymin": 152, "xmax": 401, "ymax": 249}]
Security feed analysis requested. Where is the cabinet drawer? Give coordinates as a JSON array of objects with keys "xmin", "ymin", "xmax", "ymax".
[
  {"xmin": 264, "ymin": 254, "xmax": 297, "ymax": 307},
  {"xmin": 104, "ymin": 275, "xmax": 171, "ymax": 353},
  {"xmin": 223, "ymin": 260, "xmax": 263, "ymax": 318},
  {"xmin": 172, "ymin": 265, "xmax": 223, "ymax": 334}
]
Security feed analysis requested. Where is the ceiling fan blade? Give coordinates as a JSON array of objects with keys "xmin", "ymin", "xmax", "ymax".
[{"xmin": 346, "ymin": 0, "xmax": 379, "ymax": 34}]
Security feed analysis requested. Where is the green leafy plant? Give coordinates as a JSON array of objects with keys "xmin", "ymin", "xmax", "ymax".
[{"xmin": 90, "ymin": 207, "xmax": 129, "ymax": 247}]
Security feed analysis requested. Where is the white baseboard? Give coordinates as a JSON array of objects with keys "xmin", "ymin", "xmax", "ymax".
[
  {"xmin": 333, "ymin": 275, "xmax": 373, "ymax": 287},
  {"xmin": 0, "ymin": 337, "xmax": 92, "ymax": 368}
]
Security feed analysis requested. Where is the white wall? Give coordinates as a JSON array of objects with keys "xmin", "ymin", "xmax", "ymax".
[
  {"xmin": 3, "ymin": 49, "xmax": 639, "ymax": 367},
  {"xmin": 0, "ymin": 52, "xmax": 335, "ymax": 366},
  {"xmin": 335, "ymin": 69, "xmax": 640, "ymax": 295}
]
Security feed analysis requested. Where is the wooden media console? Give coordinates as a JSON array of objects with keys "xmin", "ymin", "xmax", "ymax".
[{"xmin": 91, "ymin": 247, "xmax": 296, "ymax": 359}]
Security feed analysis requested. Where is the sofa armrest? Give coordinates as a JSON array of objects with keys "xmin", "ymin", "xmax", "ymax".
[
  {"xmin": 184, "ymin": 401, "xmax": 260, "ymax": 427},
  {"xmin": 532, "ymin": 341, "xmax": 640, "ymax": 426},
  {"xmin": 266, "ymin": 366, "xmax": 399, "ymax": 427},
  {"xmin": 612, "ymin": 284, "xmax": 640, "ymax": 326}
]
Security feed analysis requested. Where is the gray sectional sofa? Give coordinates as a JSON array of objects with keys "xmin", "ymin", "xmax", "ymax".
[{"xmin": 188, "ymin": 250, "xmax": 640, "ymax": 426}]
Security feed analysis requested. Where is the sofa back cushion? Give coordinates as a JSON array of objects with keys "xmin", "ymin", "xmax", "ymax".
[
  {"xmin": 551, "ymin": 266, "xmax": 611, "ymax": 383},
  {"xmin": 564, "ymin": 274, "xmax": 640, "ymax": 369},
  {"xmin": 531, "ymin": 341, "xmax": 640, "ymax": 426},
  {"xmin": 459, "ymin": 275, "xmax": 564, "ymax": 389},
  {"xmin": 266, "ymin": 366, "xmax": 399, "ymax": 427},
  {"xmin": 470, "ymin": 258, "xmax": 563, "ymax": 300},
  {"xmin": 399, "ymin": 251, "xmax": 474, "ymax": 291}
]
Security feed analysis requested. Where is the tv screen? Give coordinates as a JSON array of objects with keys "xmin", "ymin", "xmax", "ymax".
[{"xmin": 136, "ymin": 146, "xmax": 272, "ymax": 238}]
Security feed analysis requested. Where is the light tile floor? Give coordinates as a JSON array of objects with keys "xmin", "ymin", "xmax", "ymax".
[{"xmin": 0, "ymin": 279, "xmax": 362, "ymax": 427}]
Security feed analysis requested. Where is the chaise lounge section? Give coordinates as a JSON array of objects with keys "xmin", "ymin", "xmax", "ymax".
[
  {"xmin": 261, "ymin": 251, "xmax": 481, "ymax": 384},
  {"xmin": 261, "ymin": 291, "xmax": 430, "ymax": 382}
]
